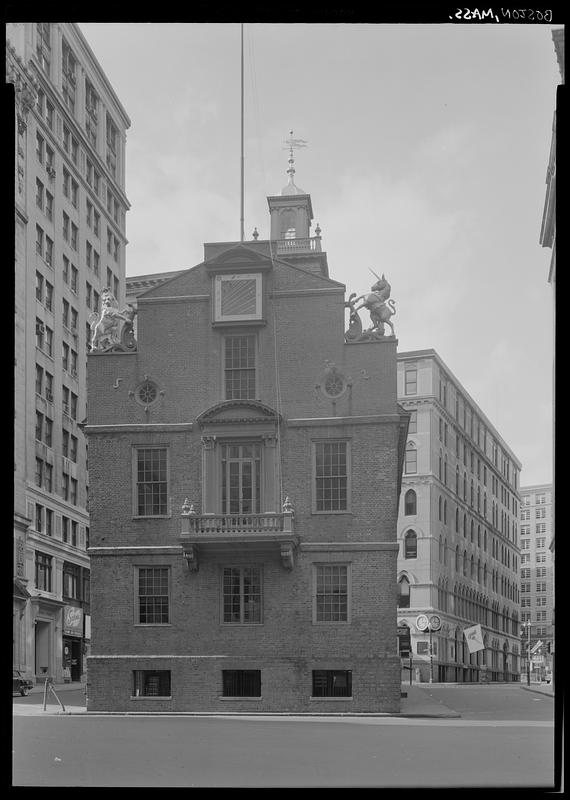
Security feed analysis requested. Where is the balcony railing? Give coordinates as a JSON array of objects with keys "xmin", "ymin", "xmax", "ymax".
[
  {"xmin": 183, "ymin": 512, "xmax": 292, "ymax": 535},
  {"xmin": 275, "ymin": 236, "xmax": 321, "ymax": 254}
]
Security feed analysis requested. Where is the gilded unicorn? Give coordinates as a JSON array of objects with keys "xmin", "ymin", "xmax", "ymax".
[{"xmin": 346, "ymin": 270, "xmax": 396, "ymax": 339}]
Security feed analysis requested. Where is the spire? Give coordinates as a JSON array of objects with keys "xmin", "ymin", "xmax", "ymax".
[{"xmin": 281, "ymin": 130, "xmax": 307, "ymax": 195}]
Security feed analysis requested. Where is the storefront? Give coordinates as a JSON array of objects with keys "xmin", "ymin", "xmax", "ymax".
[{"xmin": 62, "ymin": 605, "xmax": 83, "ymax": 682}]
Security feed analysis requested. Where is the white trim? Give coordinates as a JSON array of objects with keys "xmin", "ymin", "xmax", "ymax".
[
  {"xmin": 312, "ymin": 563, "xmax": 351, "ymax": 624},
  {"xmin": 214, "ymin": 273, "xmax": 262, "ymax": 322}
]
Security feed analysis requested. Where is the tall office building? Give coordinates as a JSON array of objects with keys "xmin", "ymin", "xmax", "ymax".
[
  {"xmin": 518, "ymin": 484, "xmax": 554, "ymax": 681},
  {"xmin": 85, "ymin": 153, "xmax": 408, "ymax": 712},
  {"xmin": 9, "ymin": 22, "xmax": 130, "ymax": 683},
  {"xmin": 396, "ymin": 350, "xmax": 522, "ymax": 683}
]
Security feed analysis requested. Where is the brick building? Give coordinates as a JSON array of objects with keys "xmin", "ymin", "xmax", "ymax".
[
  {"xmin": 85, "ymin": 157, "xmax": 409, "ymax": 712},
  {"xmin": 9, "ymin": 22, "xmax": 129, "ymax": 685}
]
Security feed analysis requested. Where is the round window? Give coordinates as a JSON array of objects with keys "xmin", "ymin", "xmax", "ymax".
[
  {"xmin": 136, "ymin": 380, "xmax": 159, "ymax": 406},
  {"xmin": 323, "ymin": 374, "xmax": 346, "ymax": 397}
]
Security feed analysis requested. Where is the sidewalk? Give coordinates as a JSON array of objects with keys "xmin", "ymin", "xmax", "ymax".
[
  {"xmin": 14, "ymin": 682, "xmax": 460, "ymax": 718},
  {"xmin": 520, "ymin": 682, "xmax": 555, "ymax": 698}
]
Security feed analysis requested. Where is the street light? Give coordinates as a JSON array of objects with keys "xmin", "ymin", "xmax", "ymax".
[{"xmin": 521, "ymin": 621, "xmax": 531, "ymax": 686}]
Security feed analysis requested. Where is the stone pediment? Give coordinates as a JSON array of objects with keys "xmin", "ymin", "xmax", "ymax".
[{"xmin": 196, "ymin": 399, "xmax": 281, "ymax": 427}]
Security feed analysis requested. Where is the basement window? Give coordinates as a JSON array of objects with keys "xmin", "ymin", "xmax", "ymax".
[
  {"xmin": 222, "ymin": 670, "xmax": 261, "ymax": 697},
  {"xmin": 132, "ymin": 670, "xmax": 171, "ymax": 698},
  {"xmin": 312, "ymin": 670, "xmax": 352, "ymax": 698}
]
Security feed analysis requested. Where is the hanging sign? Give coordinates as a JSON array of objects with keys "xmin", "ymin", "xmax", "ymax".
[
  {"xmin": 63, "ymin": 605, "xmax": 83, "ymax": 636},
  {"xmin": 463, "ymin": 623, "xmax": 485, "ymax": 653}
]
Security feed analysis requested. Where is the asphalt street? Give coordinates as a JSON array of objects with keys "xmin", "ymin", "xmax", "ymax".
[{"xmin": 12, "ymin": 684, "xmax": 555, "ymax": 788}]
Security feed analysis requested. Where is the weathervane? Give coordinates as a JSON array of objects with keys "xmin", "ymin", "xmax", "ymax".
[{"xmin": 282, "ymin": 129, "xmax": 308, "ymax": 183}]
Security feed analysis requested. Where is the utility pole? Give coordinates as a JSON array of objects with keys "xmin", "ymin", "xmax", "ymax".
[{"xmin": 239, "ymin": 23, "xmax": 244, "ymax": 242}]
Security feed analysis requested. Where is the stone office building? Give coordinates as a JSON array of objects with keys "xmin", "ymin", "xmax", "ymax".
[
  {"xmin": 85, "ymin": 156, "xmax": 409, "ymax": 712},
  {"xmin": 396, "ymin": 350, "xmax": 522, "ymax": 683},
  {"xmin": 9, "ymin": 22, "xmax": 129, "ymax": 684}
]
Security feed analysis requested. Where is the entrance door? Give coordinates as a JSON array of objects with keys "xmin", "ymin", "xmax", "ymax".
[
  {"xmin": 70, "ymin": 639, "xmax": 81, "ymax": 681},
  {"xmin": 35, "ymin": 620, "xmax": 50, "ymax": 677},
  {"xmin": 221, "ymin": 443, "xmax": 261, "ymax": 514}
]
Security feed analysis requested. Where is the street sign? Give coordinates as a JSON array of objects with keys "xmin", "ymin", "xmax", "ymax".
[
  {"xmin": 530, "ymin": 640, "xmax": 543, "ymax": 654},
  {"xmin": 429, "ymin": 614, "xmax": 442, "ymax": 632},
  {"xmin": 416, "ymin": 614, "xmax": 429, "ymax": 632}
]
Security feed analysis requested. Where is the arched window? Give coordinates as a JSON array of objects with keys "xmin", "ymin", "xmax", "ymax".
[
  {"xmin": 477, "ymin": 558, "xmax": 481, "ymax": 583},
  {"xmin": 444, "ymin": 537, "xmax": 448, "ymax": 565},
  {"xmin": 463, "ymin": 550, "xmax": 468, "ymax": 576},
  {"xmin": 477, "ymin": 486, "xmax": 481, "ymax": 512},
  {"xmin": 404, "ymin": 442, "xmax": 417, "ymax": 474},
  {"xmin": 404, "ymin": 489, "xmax": 417, "ymax": 516},
  {"xmin": 404, "ymin": 530, "xmax": 417, "ymax": 559},
  {"xmin": 438, "ymin": 496, "xmax": 442, "ymax": 521},
  {"xmin": 398, "ymin": 576, "xmax": 410, "ymax": 608},
  {"xmin": 470, "ymin": 555, "xmax": 475, "ymax": 578},
  {"xmin": 455, "ymin": 546, "xmax": 460, "ymax": 572},
  {"xmin": 438, "ymin": 451, "xmax": 442, "ymax": 481},
  {"xmin": 456, "ymin": 466, "xmax": 459, "ymax": 495},
  {"xmin": 463, "ymin": 513, "xmax": 467, "ymax": 537},
  {"xmin": 455, "ymin": 507, "xmax": 459, "ymax": 533},
  {"xmin": 477, "ymin": 525, "xmax": 481, "ymax": 548},
  {"xmin": 463, "ymin": 473, "xmax": 467, "ymax": 500},
  {"xmin": 470, "ymin": 520, "xmax": 474, "ymax": 542},
  {"xmin": 484, "ymin": 530, "xmax": 487, "ymax": 551},
  {"xmin": 444, "ymin": 499, "xmax": 448, "ymax": 524},
  {"xmin": 444, "ymin": 456, "xmax": 448, "ymax": 485},
  {"xmin": 483, "ymin": 564, "xmax": 487, "ymax": 586},
  {"xmin": 439, "ymin": 535, "xmax": 443, "ymax": 562}
]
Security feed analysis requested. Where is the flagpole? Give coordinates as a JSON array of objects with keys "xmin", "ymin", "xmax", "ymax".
[{"xmin": 240, "ymin": 23, "xmax": 244, "ymax": 242}]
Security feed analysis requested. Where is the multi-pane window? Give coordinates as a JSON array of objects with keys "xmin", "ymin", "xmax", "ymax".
[
  {"xmin": 133, "ymin": 670, "xmax": 171, "ymax": 698},
  {"xmin": 36, "ymin": 23, "xmax": 51, "ymax": 74},
  {"xmin": 407, "ymin": 410, "xmax": 417, "ymax": 433},
  {"xmin": 314, "ymin": 564, "xmax": 349, "ymax": 622},
  {"xmin": 535, "ymin": 508, "xmax": 546, "ymax": 519},
  {"xmin": 520, "ymin": 539, "xmax": 530, "ymax": 550},
  {"xmin": 63, "ymin": 563, "xmax": 80, "ymax": 599},
  {"xmin": 536, "ymin": 567, "xmax": 546, "ymax": 577},
  {"xmin": 106, "ymin": 114, "xmax": 119, "ymax": 177},
  {"xmin": 314, "ymin": 441, "xmax": 348, "ymax": 512},
  {"xmin": 404, "ymin": 530, "xmax": 417, "ymax": 559},
  {"xmin": 222, "ymin": 670, "xmax": 261, "ymax": 698},
  {"xmin": 62, "ymin": 39, "xmax": 77, "ymax": 114},
  {"xmin": 35, "ymin": 458, "xmax": 43, "ymax": 487},
  {"xmin": 404, "ymin": 366, "xmax": 417, "ymax": 395},
  {"xmin": 222, "ymin": 566, "xmax": 262, "ymax": 624},
  {"xmin": 521, "ymin": 568, "xmax": 531, "ymax": 579},
  {"xmin": 35, "ymin": 552, "xmax": 52, "ymax": 592},
  {"xmin": 312, "ymin": 670, "xmax": 352, "ymax": 698},
  {"xmin": 137, "ymin": 567, "xmax": 169, "ymax": 624},
  {"xmin": 45, "ymin": 508, "xmax": 53, "ymax": 535},
  {"xmin": 35, "ymin": 503, "xmax": 44, "ymax": 532},
  {"xmin": 521, "ymin": 509, "xmax": 530, "ymax": 521},
  {"xmin": 221, "ymin": 443, "xmax": 261, "ymax": 514},
  {"xmin": 404, "ymin": 442, "xmax": 417, "ymax": 475},
  {"xmin": 224, "ymin": 335, "xmax": 256, "ymax": 399},
  {"xmin": 85, "ymin": 79, "xmax": 99, "ymax": 147},
  {"xmin": 536, "ymin": 537, "xmax": 546, "ymax": 549},
  {"xmin": 535, "ymin": 493, "xmax": 546, "ymax": 504},
  {"xmin": 62, "ymin": 516, "xmax": 70, "ymax": 543},
  {"xmin": 404, "ymin": 489, "xmax": 417, "ymax": 515},
  {"xmin": 135, "ymin": 448, "xmax": 168, "ymax": 516},
  {"xmin": 535, "ymin": 523, "xmax": 546, "ymax": 534},
  {"xmin": 520, "ymin": 583, "xmax": 530, "ymax": 593},
  {"xmin": 536, "ymin": 611, "xmax": 547, "ymax": 622},
  {"xmin": 70, "ymin": 478, "xmax": 78, "ymax": 505},
  {"xmin": 536, "ymin": 553, "xmax": 546, "ymax": 563}
]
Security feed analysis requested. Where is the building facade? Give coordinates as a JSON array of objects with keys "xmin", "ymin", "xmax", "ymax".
[
  {"xmin": 396, "ymin": 350, "xmax": 522, "ymax": 683},
  {"xmin": 518, "ymin": 484, "xmax": 554, "ymax": 681},
  {"xmin": 9, "ymin": 22, "xmax": 130, "ymax": 684},
  {"xmin": 85, "ymin": 160, "xmax": 409, "ymax": 712}
]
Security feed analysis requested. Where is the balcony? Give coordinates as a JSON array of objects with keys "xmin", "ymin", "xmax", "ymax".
[
  {"xmin": 274, "ymin": 236, "xmax": 321, "ymax": 254},
  {"xmin": 179, "ymin": 500, "xmax": 298, "ymax": 572}
]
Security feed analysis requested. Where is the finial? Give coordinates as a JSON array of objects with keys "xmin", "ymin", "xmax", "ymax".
[
  {"xmin": 282, "ymin": 130, "xmax": 308, "ymax": 184},
  {"xmin": 252, "ymin": 227, "xmax": 259, "ymax": 240},
  {"xmin": 315, "ymin": 223, "xmax": 321, "ymax": 238},
  {"xmin": 282, "ymin": 496, "xmax": 294, "ymax": 514}
]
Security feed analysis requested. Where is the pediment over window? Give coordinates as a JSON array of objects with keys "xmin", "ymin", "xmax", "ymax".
[
  {"xmin": 196, "ymin": 399, "xmax": 281, "ymax": 429},
  {"xmin": 205, "ymin": 245, "xmax": 273, "ymax": 273}
]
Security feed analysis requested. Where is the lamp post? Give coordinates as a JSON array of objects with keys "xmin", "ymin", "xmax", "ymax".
[{"xmin": 521, "ymin": 621, "xmax": 531, "ymax": 686}]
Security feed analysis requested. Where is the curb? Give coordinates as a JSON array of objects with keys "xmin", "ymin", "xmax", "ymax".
[
  {"xmin": 14, "ymin": 707, "xmax": 460, "ymax": 719},
  {"xmin": 520, "ymin": 685, "xmax": 554, "ymax": 698}
]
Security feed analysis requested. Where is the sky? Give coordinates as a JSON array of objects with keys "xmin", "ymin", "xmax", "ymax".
[{"xmin": 79, "ymin": 22, "xmax": 558, "ymax": 487}]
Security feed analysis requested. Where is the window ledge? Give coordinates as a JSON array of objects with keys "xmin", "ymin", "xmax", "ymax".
[
  {"xmin": 130, "ymin": 696, "xmax": 172, "ymax": 701},
  {"xmin": 219, "ymin": 696, "xmax": 262, "ymax": 701},
  {"xmin": 310, "ymin": 696, "xmax": 353, "ymax": 701},
  {"xmin": 133, "ymin": 623, "xmax": 172, "ymax": 627}
]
